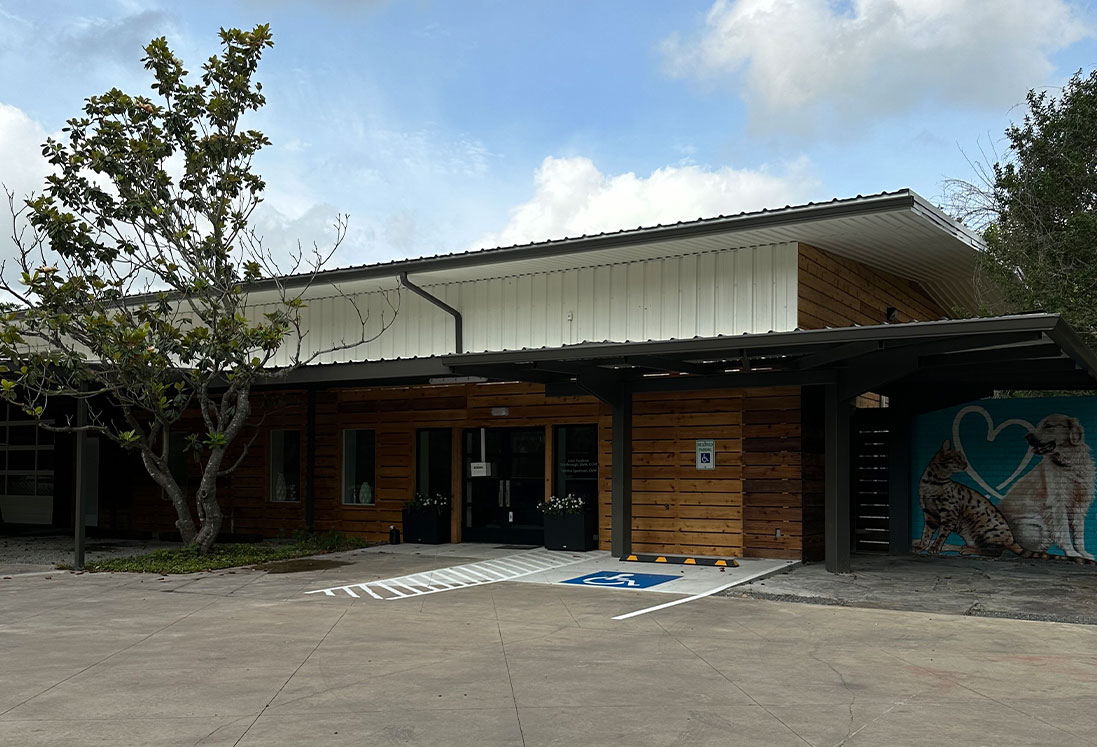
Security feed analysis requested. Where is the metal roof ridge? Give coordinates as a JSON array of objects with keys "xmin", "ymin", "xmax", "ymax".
[{"xmin": 118, "ymin": 187, "xmax": 964, "ymax": 306}]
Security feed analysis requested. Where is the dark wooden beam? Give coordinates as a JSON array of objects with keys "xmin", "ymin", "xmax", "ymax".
[
  {"xmin": 919, "ymin": 341, "xmax": 1063, "ymax": 369},
  {"xmin": 886, "ymin": 397, "xmax": 912, "ymax": 555},
  {"xmin": 611, "ymin": 384, "xmax": 633, "ymax": 558},
  {"xmin": 824, "ymin": 381, "xmax": 853, "ymax": 574},
  {"xmin": 74, "ymin": 398, "xmax": 88, "ymax": 571},
  {"xmin": 305, "ymin": 387, "xmax": 317, "ymax": 532},
  {"xmin": 797, "ymin": 340, "xmax": 880, "ymax": 370},
  {"xmin": 626, "ymin": 355, "xmax": 712, "ymax": 376}
]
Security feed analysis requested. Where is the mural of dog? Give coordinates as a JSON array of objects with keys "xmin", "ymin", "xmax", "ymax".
[{"xmin": 998, "ymin": 414, "xmax": 1096, "ymax": 562}]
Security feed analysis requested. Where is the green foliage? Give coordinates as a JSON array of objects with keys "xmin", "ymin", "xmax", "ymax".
[
  {"xmin": 0, "ymin": 25, "xmax": 353, "ymax": 553},
  {"xmin": 78, "ymin": 532, "xmax": 372, "ymax": 574},
  {"xmin": 404, "ymin": 492, "xmax": 450, "ymax": 513},
  {"xmin": 539, "ymin": 493, "xmax": 585, "ymax": 516},
  {"xmin": 978, "ymin": 69, "xmax": 1097, "ymax": 345}
]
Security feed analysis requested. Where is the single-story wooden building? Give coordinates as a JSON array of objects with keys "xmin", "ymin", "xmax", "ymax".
[{"xmin": 9, "ymin": 189, "xmax": 1097, "ymax": 572}]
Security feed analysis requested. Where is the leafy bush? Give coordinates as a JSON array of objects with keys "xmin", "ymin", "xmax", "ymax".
[
  {"xmin": 539, "ymin": 494, "xmax": 585, "ymax": 517},
  {"xmin": 404, "ymin": 492, "xmax": 450, "ymax": 513}
]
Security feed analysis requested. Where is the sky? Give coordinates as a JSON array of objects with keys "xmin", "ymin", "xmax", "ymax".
[{"xmin": 1, "ymin": 0, "xmax": 1096, "ymax": 270}]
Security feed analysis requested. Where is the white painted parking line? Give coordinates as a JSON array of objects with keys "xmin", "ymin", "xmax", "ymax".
[
  {"xmin": 611, "ymin": 561, "xmax": 794, "ymax": 619},
  {"xmin": 611, "ymin": 581, "xmax": 739, "ymax": 620},
  {"xmin": 305, "ymin": 549, "xmax": 589, "ymax": 600}
]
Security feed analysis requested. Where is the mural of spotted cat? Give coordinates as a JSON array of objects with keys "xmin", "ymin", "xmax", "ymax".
[{"xmin": 917, "ymin": 440, "xmax": 1034, "ymax": 557}]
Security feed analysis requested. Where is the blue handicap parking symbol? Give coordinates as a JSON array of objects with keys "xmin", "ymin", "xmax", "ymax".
[
  {"xmin": 700, "ymin": 452, "xmax": 711, "ymax": 463},
  {"xmin": 561, "ymin": 571, "xmax": 679, "ymax": 589}
]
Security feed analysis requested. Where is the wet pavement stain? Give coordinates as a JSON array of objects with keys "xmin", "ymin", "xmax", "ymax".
[{"xmin": 253, "ymin": 558, "xmax": 353, "ymax": 574}]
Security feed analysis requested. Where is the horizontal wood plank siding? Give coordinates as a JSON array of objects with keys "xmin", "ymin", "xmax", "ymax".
[
  {"xmin": 742, "ymin": 387, "xmax": 805, "ymax": 559},
  {"xmin": 797, "ymin": 243, "xmax": 946, "ymax": 329},
  {"xmin": 128, "ymin": 382, "xmax": 812, "ymax": 559},
  {"xmin": 626, "ymin": 389, "xmax": 745, "ymax": 557}
]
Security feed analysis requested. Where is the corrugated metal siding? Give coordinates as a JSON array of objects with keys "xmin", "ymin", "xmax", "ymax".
[{"xmin": 252, "ymin": 241, "xmax": 798, "ymax": 364}]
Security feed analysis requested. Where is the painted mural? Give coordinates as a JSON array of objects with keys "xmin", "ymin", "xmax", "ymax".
[{"xmin": 911, "ymin": 397, "xmax": 1097, "ymax": 564}]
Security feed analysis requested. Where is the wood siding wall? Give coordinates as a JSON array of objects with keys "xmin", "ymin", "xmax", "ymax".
[
  {"xmin": 797, "ymin": 243, "xmax": 947, "ymax": 329},
  {"xmin": 128, "ymin": 382, "xmax": 814, "ymax": 559},
  {"xmin": 625, "ymin": 389, "xmax": 745, "ymax": 557}
]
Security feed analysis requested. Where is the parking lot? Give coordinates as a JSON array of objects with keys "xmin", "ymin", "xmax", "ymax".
[{"xmin": 1, "ymin": 545, "xmax": 1096, "ymax": 746}]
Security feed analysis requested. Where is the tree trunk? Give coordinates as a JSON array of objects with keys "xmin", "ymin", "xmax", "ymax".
[
  {"xmin": 193, "ymin": 445, "xmax": 228, "ymax": 555},
  {"xmin": 141, "ymin": 449, "xmax": 197, "ymax": 545}
]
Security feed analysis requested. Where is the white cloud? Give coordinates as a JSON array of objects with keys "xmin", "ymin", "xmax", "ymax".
[
  {"xmin": 474, "ymin": 155, "xmax": 816, "ymax": 249},
  {"xmin": 0, "ymin": 103, "xmax": 52, "ymax": 201},
  {"xmin": 0, "ymin": 103, "xmax": 54, "ymax": 264},
  {"xmin": 661, "ymin": 0, "xmax": 1089, "ymax": 133}
]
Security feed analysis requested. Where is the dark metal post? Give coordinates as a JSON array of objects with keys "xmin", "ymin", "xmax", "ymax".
[
  {"xmin": 610, "ymin": 385, "xmax": 632, "ymax": 558},
  {"xmin": 74, "ymin": 398, "xmax": 87, "ymax": 570},
  {"xmin": 305, "ymin": 388, "xmax": 317, "ymax": 531},
  {"xmin": 887, "ymin": 397, "xmax": 912, "ymax": 554},
  {"xmin": 824, "ymin": 381, "xmax": 852, "ymax": 573}
]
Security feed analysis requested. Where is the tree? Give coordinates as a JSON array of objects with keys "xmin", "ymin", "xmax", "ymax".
[
  {"xmin": 0, "ymin": 25, "xmax": 394, "ymax": 553},
  {"xmin": 946, "ymin": 69, "xmax": 1097, "ymax": 344}
]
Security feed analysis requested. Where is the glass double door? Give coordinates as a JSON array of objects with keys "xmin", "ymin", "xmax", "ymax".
[{"xmin": 462, "ymin": 427, "xmax": 545, "ymax": 545}]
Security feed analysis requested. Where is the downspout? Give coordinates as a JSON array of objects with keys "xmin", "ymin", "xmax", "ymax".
[{"xmin": 397, "ymin": 271, "xmax": 463, "ymax": 354}]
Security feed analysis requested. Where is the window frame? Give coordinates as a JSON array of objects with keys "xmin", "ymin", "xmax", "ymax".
[
  {"xmin": 342, "ymin": 428, "xmax": 377, "ymax": 506},
  {"xmin": 269, "ymin": 429, "xmax": 302, "ymax": 503}
]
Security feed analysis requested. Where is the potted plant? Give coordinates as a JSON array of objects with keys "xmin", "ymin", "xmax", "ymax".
[
  {"xmin": 402, "ymin": 493, "xmax": 451, "ymax": 544},
  {"xmin": 540, "ymin": 493, "xmax": 594, "ymax": 551}
]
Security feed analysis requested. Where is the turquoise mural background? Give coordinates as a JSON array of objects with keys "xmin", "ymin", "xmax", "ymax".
[{"xmin": 911, "ymin": 396, "xmax": 1097, "ymax": 558}]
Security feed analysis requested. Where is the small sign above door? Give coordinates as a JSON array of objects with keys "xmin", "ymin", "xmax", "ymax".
[
  {"xmin": 469, "ymin": 461, "xmax": 495, "ymax": 477},
  {"xmin": 695, "ymin": 439, "xmax": 715, "ymax": 470}
]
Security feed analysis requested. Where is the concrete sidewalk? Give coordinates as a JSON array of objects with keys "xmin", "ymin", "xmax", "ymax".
[
  {"xmin": 1, "ymin": 549, "xmax": 1096, "ymax": 745},
  {"xmin": 728, "ymin": 554, "xmax": 1097, "ymax": 625}
]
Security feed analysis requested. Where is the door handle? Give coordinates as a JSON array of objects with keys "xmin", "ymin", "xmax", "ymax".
[{"xmin": 505, "ymin": 479, "xmax": 511, "ymax": 507}]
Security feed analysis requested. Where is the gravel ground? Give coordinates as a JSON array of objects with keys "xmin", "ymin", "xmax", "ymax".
[{"xmin": 0, "ymin": 534, "xmax": 175, "ymax": 573}]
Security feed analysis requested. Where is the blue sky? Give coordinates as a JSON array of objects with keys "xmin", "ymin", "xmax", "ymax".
[{"xmin": 2, "ymin": 0, "xmax": 1096, "ymax": 268}]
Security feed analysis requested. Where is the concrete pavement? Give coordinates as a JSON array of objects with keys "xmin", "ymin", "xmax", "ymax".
[
  {"xmin": 730, "ymin": 554, "xmax": 1097, "ymax": 625},
  {"xmin": 1, "ymin": 548, "xmax": 1096, "ymax": 746}
]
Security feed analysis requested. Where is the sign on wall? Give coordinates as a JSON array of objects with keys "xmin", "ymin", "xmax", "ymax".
[
  {"xmin": 696, "ymin": 439, "xmax": 715, "ymax": 470},
  {"xmin": 911, "ymin": 397, "xmax": 1097, "ymax": 563}
]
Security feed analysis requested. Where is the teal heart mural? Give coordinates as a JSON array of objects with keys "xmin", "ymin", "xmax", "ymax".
[{"xmin": 912, "ymin": 396, "xmax": 1097, "ymax": 561}]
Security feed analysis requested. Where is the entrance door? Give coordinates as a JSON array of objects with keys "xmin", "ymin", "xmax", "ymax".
[{"xmin": 462, "ymin": 427, "xmax": 545, "ymax": 544}]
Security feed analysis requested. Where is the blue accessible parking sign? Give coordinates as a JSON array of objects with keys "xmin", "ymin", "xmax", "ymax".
[{"xmin": 561, "ymin": 571, "xmax": 679, "ymax": 589}]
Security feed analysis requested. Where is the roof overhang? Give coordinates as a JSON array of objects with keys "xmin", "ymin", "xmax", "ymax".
[
  {"xmin": 272, "ymin": 314, "xmax": 1097, "ymax": 399},
  {"xmin": 141, "ymin": 189, "xmax": 987, "ymax": 314}
]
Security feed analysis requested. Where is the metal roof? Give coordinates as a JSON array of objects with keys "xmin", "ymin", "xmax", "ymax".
[{"xmin": 240, "ymin": 189, "xmax": 986, "ymax": 312}]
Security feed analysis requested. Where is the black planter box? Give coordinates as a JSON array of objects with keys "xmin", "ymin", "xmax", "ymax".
[
  {"xmin": 402, "ymin": 509, "xmax": 451, "ymax": 544},
  {"xmin": 543, "ymin": 512, "xmax": 594, "ymax": 551}
]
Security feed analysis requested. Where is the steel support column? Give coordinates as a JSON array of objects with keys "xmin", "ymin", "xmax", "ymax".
[
  {"xmin": 824, "ymin": 382, "xmax": 853, "ymax": 573},
  {"xmin": 610, "ymin": 386, "xmax": 632, "ymax": 558},
  {"xmin": 887, "ymin": 398, "xmax": 912, "ymax": 555},
  {"xmin": 305, "ymin": 388, "xmax": 317, "ymax": 531},
  {"xmin": 73, "ymin": 398, "xmax": 88, "ymax": 570}
]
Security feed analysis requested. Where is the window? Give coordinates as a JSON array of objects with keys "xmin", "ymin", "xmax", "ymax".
[
  {"xmin": 270, "ymin": 430, "xmax": 301, "ymax": 502},
  {"xmin": 553, "ymin": 424, "xmax": 598, "ymax": 506},
  {"xmin": 416, "ymin": 428, "xmax": 452, "ymax": 499},
  {"xmin": 343, "ymin": 429, "xmax": 376, "ymax": 505},
  {"xmin": 0, "ymin": 405, "xmax": 55, "ymax": 525}
]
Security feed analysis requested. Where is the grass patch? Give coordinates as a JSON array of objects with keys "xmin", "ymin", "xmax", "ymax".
[{"xmin": 75, "ymin": 532, "xmax": 373, "ymax": 574}]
